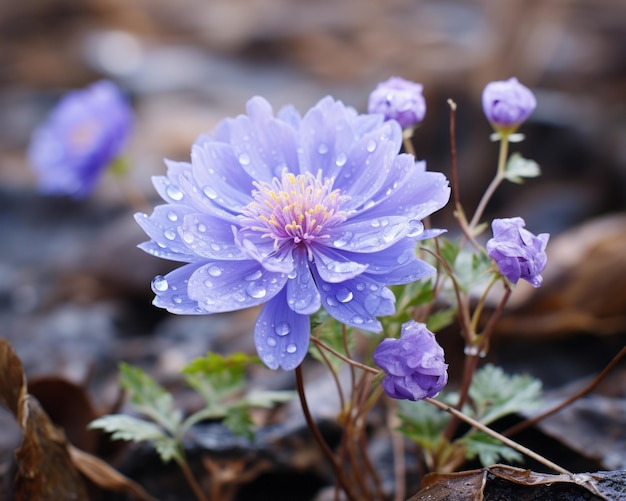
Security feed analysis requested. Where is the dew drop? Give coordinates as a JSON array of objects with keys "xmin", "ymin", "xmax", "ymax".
[
  {"xmin": 151, "ymin": 275, "xmax": 169, "ymax": 292},
  {"xmin": 318, "ymin": 143, "xmax": 329, "ymax": 154},
  {"xmin": 333, "ymin": 232, "xmax": 352, "ymax": 248},
  {"xmin": 203, "ymin": 279, "xmax": 212, "ymax": 288},
  {"xmin": 207, "ymin": 265, "xmax": 222, "ymax": 277},
  {"xmin": 336, "ymin": 287, "xmax": 353, "ymax": 303},
  {"xmin": 247, "ymin": 283, "xmax": 267, "ymax": 299},
  {"xmin": 356, "ymin": 283, "xmax": 365, "ymax": 291},
  {"xmin": 363, "ymin": 200, "xmax": 376, "ymax": 210},
  {"xmin": 164, "ymin": 229, "xmax": 176, "ymax": 241},
  {"xmin": 352, "ymin": 315, "xmax": 364, "ymax": 325},
  {"xmin": 371, "ymin": 219, "xmax": 380, "ymax": 228},
  {"xmin": 275, "ymin": 322, "xmax": 290, "ymax": 336},
  {"xmin": 203, "ymin": 186, "xmax": 217, "ymax": 200},
  {"xmin": 406, "ymin": 219, "xmax": 424, "ymax": 237},
  {"xmin": 326, "ymin": 296, "xmax": 337, "ymax": 307},
  {"xmin": 335, "ymin": 152, "xmax": 347, "ymax": 167},
  {"xmin": 238, "ymin": 153, "xmax": 251, "ymax": 165},
  {"xmin": 366, "ymin": 140, "xmax": 377, "ymax": 152},
  {"xmin": 266, "ymin": 337, "xmax": 277, "ymax": 347},
  {"xmin": 172, "ymin": 295, "xmax": 183, "ymax": 304},
  {"xmin": 210, "ymin": 243, "xmax": 221, "ymax": 251},
  {"xmin": 286, "ymin": 344, "xmax": 297, "ymax": 354},
  {"xmin": 166, "ymin": 185, "xmax": 184, "ymax": 201},
  {"xmin": 198, "ymin": 224, "xmax": 207, "ymax": 233},
  {"xmin": 244, "ymin": 270, "xmax": 263, "ymax": 281},
  {"xmin": 167, "ymin": 211, "xmax": 178, "ymax": 222},
  {"xmin": 464, "ymin": 345, "xmax": 479, "ymax": 356},
  {"xmin": 182, "ymin": 232, "xmax": 194, "ymax": 244}
]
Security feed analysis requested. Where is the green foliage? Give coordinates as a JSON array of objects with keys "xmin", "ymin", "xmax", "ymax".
[
  {"xmin": 397, "ymin": 400, "xmax": 451, "ymax": 451},
  {"xmin": 91, "ymin": 354, "xmax": 293, "ymax": 465},
  {"xmin": 504, "ymin": 153, "xmax": 541, "ymax": 184},
  {"xmin": 454, "ymin": 247, "xmax": 493, "ymax": 292},
  {"xmin": 460, "ymin": 431, "xmax": 523, "ymax": 467},
  {"xmin": 467, "ymin": 364, "xmax": 543, "ymax": 425},
  {"xmin": 309, "ymin": 309, "xmax": 355, "ymax": 371}
]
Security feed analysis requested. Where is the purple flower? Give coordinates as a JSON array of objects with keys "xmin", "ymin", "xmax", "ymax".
[
  {"xmin": 136, "ymin": 96, "xmax": 450, "ymax": 370},
  {"xmin": 28, "ymin": 80, "xmax": 133, "ymax": 198},
  {"xmin": 368, "ymin": 77, "xmax": 426, "ymax": 130},
  {"xmin": 482, "ymin": 77, "xmax": 536, "ymax": 133},
  {"xmin": 373, "ymin": 321, "xmax": 448, "ymax": 401},
  {"xmin": 486, "ymin": 217, "xmax": 549, "ymax": 288}
]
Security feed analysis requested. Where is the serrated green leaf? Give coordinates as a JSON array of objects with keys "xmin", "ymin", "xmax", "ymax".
[
  {"xmin": 504, "ymin": 153, "xmax": 541, "ymax": 184},
  {"xmin": 425, "ymin": 307, "xmax": 457, "ymax": 333},
  {"xmin": 397, "ymin": 400, "xmax": 451, "ymax": 451},
  {"xmin": 460, "ymin": 431, "xmax": 523, "ymax": 466},
  {"xmin": 223, "ymin": 406, "xmax": 255, "ymax": 441},
  {"xmin": 468, "ymin": 364, "xmax": 542, "ymax": 425},
  {"xmin": 89, "ymin": 414, "xmax": 181, "ymax": 463},
  {"xmin": 454, "ymin": 247, "xmax": 493, "ymax": 292},
  {"xmin": 309, "ymin": 312, "xmax": 353, "ymax": 372},
  {"xmin": 438, "ymin": 237, "xmax": 460, "ymax": 269},
  {"xmin": 118, "ymin": 363, "xmax": 182, "ymax": 433}
]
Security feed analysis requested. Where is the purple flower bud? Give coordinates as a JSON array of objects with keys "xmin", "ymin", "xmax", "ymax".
[
  {"xmin": 482, "ymin": 77, "xmax": 536, "ymax": 133},
  {"xmin": 373, "ymin": 321, "xmax": 448, "ymax": 401},
  {"xmin": 486, "ymin": 217, "xmax": 549, "ymax": 288},
  {"xmin": 368, "ymin": 77, "xmax": 426, "ymax": 130},
  {"xmin": 28, "ymin": 80, "xmax": 134, "ymax": 198}
]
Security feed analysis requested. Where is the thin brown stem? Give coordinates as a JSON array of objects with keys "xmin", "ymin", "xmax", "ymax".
[
  {"xmin": 426, "ymin": 398, "xmax": 571, "ymax": 475},
  {"xmin": 177, "ymin": 457, "xmax": 209, "ymax": 501},
  {"xmin": 295, "ymin": 366, "xmax": 358, "ymax": 501},
  {"xmin": 447, "ymin": 99, "xmax": 461, "ymax": 209},
  {"xmin": 504, "ymin": 344, "xmax": 626, "ymax": 437},
  {"xmin": 310, "ymin": 337, "xmax": 379, "ymax": 374}
]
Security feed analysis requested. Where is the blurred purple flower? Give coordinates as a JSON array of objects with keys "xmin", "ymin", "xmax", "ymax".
[
  {"xmin": 482, "ymin": 77, "xmax": 536, "ymax": 133},
  {"xmin": 368, "ymin": 77, "xmax": 426, "ymax": 130},
  {"xmin": 373, "ymin": 321, "xmax": 448, "ymax": 401},
  {"xmin": 28, "ymin": 80, "xmax": 133, "ymax": 198},
  {"xmin": 136, "ymin": 96, "xmax": 450, "ymax": 370},
  {"xmin": 486, "ymin": 217, "xmax": 549, "ymax": 288}
]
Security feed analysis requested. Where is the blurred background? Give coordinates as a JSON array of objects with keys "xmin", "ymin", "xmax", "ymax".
[{"xmin": 1, "ymin": 0, "xmax": 626, "ymax": 499}]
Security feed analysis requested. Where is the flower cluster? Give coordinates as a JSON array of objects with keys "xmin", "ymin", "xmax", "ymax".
[
  {"xmin": 368, "ymin": 77, "xmax": 426, "ymax": 130},
  {"xmin": 482, "ymin": 77, "xmax": 536, "ymax": 134},
  {"xmin": 373, "ymin": 321, "xmax": 448, "ymax": 401},
  {"xmin": 487, "ymin": 217, "xmax": 549, "ymax": 287},
  {"xmin": 136, "ymin": 96, "xmax": 450, "ymax": 370},
  {"xmin": 28, "ymin": 80, "xmax": 133, "ymax": 198}
]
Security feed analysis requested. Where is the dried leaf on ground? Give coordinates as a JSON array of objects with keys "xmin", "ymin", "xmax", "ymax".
[{"xmin": 408, "ymin": 464, "xmax": 626, "ymax": 501}]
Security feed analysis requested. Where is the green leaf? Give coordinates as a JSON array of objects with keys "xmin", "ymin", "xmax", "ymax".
[
  {"xmin": 241, "ymin": 390, "xmax": 295, "ymax": 408},
  {"xmin": 308, "ymin": 311, "xmax": 354, "ymax": 372},
  {"xmin": 118, "ymin": 363, "xmax": 182, "ymax": 434},
  {"xmin": 425, "ymin": 306, "xmax": 457, "ymax": 333},
  {"xmin": 460, "ymin": 431, "xmax": 523, "ymax": 467},
  {"xmin": 504, "ymin": 153, "xmax": 541, "ymax": 184},
  {"xmin": 438, "ymin": 237, "xmax": 460, "ymax": 269},
  {"xmin": 223, "ymin": 406, "xmax": 255, "ymax": 441},
  {"xmin": 397, "ymin": 400, "xmax": 451, "ymax": 452},
  {"xmin": 468, "ymin": 364, "xmax": 542, "ymax": 425},
  {"xmin": 454, "ymin": 247, "xmax": 493, "ymax": 292},
  {"xmin": 89, "ymin": 414, "xmax": 181, "ymax": 463}
]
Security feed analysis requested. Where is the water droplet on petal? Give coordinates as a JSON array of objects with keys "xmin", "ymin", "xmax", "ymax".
[
  {"xmin": 333, "ymin": 232, "xmax": 352, "ymax": 248},
  {"xmin": 244, "ymin": 270, "xmax": 263, "ymax": 281},
  {"xmin": 207, "ymin": 265, "xmax": 222, "ymax": 277},
  {"xmin": 275, "ymin": 322, "xmax": 290, "ymax": 336},
  {"xmin": 336, "ymin": 287, "xmax": 353, "ymax": 303},
  {"xmin": 182, "ymin": 232, "xmax": 194, "ymax": 244},
  {"xmin": 166, "ymin": 185, "xmax": 184, "ymax": 201},
  {"xmin": 371, "ymin": 219, "xmax": 380, "ymax": 227},
  {"xmin": 326, "ymin": 296, "xmax": 337, "ymax": 307},
  {"xmin": 203, "ymin": 186, "xmax": 217, "ymax": 200},
  {"xmin": 407, "ymin": 220, "xmax": 424, "ymax": 237},
  {"xmin": 198, "ymin": 224, "xmax": 207, "ymax": 233},
  {"xmin": 335, "ymin": 152, "xmax": 347, "ymax": 167},
  {"xmin": 286, "ymin": 344, "xmax": 297, "ymax": 354},
  {"xmin": 167, "ymin": 211, "xmax": 178, "ymax": 222},
  {"xmin": 318, "ymin": 143, "xmax": 329, "ymax": 154},
  {"xmin": 366, "ymin": 140, "xmax": 377, "ymax": 152},
  {"xmin": 152, "ymin": 275, "xmax": 169, "ymax": 292},
  {"xmin": 352, "ymin": 315, "xmax": 364, "ymax": 325},
  {"xmin": 238, "ymin": 153, "xmax": 251, "ymax": 165},
  {"xmin": 247, "ymin": 283, "xmax": 267, "ymax": 299},
  {"xmin": 266, "ymin": 337, "xmax": 277, "ymax": 347},
  {"xmin": 172, "ymin": 295, "xmax": 183, "ymax": 304},
  {"xmin": 210, "ymin": 243, "xmax": 221, "ymax": 251},
  {"xmin": 164, "ymin": 229, "xmax": 176, "ymax": 241}
]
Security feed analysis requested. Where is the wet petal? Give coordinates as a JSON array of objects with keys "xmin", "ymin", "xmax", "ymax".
[
  {"xmin": 326, "ymin": 215, "xmax": 409, "ymax": 253},
  {"xmin": 310, "ymin": 244, "xmax": 368, "ymax": 283},
  {"xmin": 187, "ymin": 260, "xmax": 287, "ymax": 313},
  {"xmin": 254, "ymin": 289, "xmax": 311, "ymax": 370},
  {"xmin": 180, "ymin": 213, "xmax": 245, "ymax": 260},
  {"xmin": 151, "ymin": 262, "xmax": 207, "ymax": 314},
  {"xmin": 286, "ymin": 248, "xmax": 321, "ymax": 315}
]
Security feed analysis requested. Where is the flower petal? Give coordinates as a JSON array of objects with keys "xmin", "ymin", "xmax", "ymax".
[
  {"xmin": 286, "ymin": 247, "xmax": 321, "ymax": 315},
  {"xmin": 254, "ymin": 289, "xmax": 311, "ymax": 370},
  {"xmin": 187, "ymin": 260, "xmax": 287, "ymax": 313},
  {"xmin": 151, "ymin": 262, "xmax": 207, "ymax": 314},
  {"xmin": 310, "ymin": 244, "xmax": 368, "ymax": 283},
  {"xmin": 314, "ymin": 271, "xmax": 395, "ymax": 332},
  {"xmin": 179, "ymin": 213, "xmax": 245, "ymax": 260},
  {"xmin": 326, "ymin": 215, "xmax": 410, "ymax": 253},
  {"xmin": 152, "ymin": 159, "xmax": 193, "ymax": 205}
]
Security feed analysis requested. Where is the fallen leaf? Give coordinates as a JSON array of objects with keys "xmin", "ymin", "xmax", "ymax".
[{"xmin": 408, "ymin": 464, "xmax": 626, "ymax": 501}]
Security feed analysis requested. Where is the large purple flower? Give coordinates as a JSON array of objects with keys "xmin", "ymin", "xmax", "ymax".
[
  {"xmin": 136, "ymin": 96, "xmax": 450, "ymax": 370},
  {"xmin": 28, "ymin": 80, "xmax": 133, "ymax": 198},
  {"xmin": 482, "ymin": 77, "xmax": 536, "ymax": 134},
  {"xmin": 373, "ymin": 321, "xmax": 448, "ymax": 401},
  {"xmin": 368, "ymin": 77, "xmax": 426, "ymax": 130},
  {"xmin": 486, "ymin": 217, "xmax": 549, "ymax": 288}
]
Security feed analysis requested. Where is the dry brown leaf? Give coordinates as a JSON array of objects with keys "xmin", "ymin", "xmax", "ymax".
[{"xmin": 408, "ymin": 464, "xmax": 626, "ymax": 501}]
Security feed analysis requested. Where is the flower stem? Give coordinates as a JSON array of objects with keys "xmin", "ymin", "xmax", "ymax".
[
  {"xmin": 468, "ymin": 134, "xmax": 510, "ymax": 231},
  {"xmin": 425, "ymin": 397, "xmax": 571, "ymax": 475},
  {"xmin": 176, "ymin": 457, "xmax": 209, "ymax": 501},
  {"xmin": 295, "ymin": 366, "xmax": 358, "ymax": 501},
  {"xmin": 310, "ymin": 337, "xmax": 379, "ymax": 375}
]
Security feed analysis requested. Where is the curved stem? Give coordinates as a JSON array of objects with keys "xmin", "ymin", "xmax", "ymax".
[
  {"xmin": 295, "ymin": 366, "xmax": 358, "ymax": 501},
  {"xmin": 176, "ymin": 456, "xmax": 209, "ymax": 501},
  {"xmin": 468, "ymin": 135, "xmax": 509, "ymax": 230},
  {"xmin": 426, "ymin": 398, "xmax": 571, "ymax": 475},
  {"xmin": 310, "ymin": 337, "xmax": 379, "ymax": 375}
]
